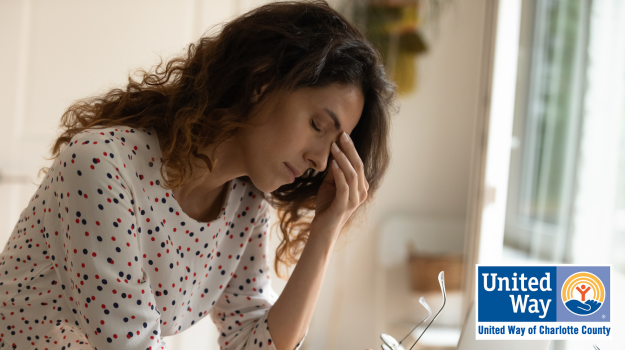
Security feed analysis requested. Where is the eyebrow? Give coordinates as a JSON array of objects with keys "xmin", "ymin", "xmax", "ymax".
[{"xmin": 323, "ymin": 108, "xmax": 341, "ymax": 131}]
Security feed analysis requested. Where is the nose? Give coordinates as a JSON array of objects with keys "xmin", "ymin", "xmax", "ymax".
[{"xmin": 306, "ymin": 144, "xmax": 332, "ymax": 173}]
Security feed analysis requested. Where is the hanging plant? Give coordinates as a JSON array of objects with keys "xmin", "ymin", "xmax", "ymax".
[{"xmin": 338, "ymin": 0, "xmax": 454, "ymax": 95}]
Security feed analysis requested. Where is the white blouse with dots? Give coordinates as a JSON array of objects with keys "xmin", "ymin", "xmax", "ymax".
[{"xmin": 0, "ymin": 126, "xmax": 307, "ymax": 350}]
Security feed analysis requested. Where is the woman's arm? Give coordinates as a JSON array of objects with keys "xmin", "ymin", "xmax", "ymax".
[
  {"xmin": 266, "ymin": 225, "xmax": 336, "ymax": 350},
  {"xmin": 267, "ymin": 133, "xmax": 369, "ymax": 350}
]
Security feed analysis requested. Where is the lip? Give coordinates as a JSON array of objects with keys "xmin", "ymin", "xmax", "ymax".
[{"xmin": 284, "ymin": 163, "xmax": 301, "ymax": 183}]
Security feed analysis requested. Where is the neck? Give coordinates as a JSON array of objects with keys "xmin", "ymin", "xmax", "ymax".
[{"xmin": 160, "ymin": 135, "xmax": 246, "ymax": 212}]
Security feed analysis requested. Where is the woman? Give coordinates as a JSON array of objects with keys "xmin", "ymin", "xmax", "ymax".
[{"xmin": 0, "ymin": 1, "xmax": 395, "ymax": 349}]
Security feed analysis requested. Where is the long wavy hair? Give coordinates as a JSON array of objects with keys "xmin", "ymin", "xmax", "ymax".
[{"xmin": 41, "ymin": 0, "xmax": 396, "ymax": 279}]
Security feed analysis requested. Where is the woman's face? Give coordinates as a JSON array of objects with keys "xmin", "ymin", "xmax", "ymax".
[{"xmin": 239, "ymin": 83, "xmax": 365, "ymax": 193}]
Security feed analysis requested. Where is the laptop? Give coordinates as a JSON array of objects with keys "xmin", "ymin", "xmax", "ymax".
[{"xmin": 456, "ymin": 302, "xmax": 551, "ymax": 350}]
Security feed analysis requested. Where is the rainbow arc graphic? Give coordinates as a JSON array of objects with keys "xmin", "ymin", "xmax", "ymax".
[{"xmin": 561, "ymin": 272, "xmax": 605, "ymax": 316}]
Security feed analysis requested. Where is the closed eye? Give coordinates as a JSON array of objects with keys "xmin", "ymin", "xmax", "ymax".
[{"xmin": 310, "ymin": 119, "xmax": 322, "ymax": 133}]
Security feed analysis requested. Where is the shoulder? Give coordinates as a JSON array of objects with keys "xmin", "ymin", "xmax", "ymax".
[
  {"xmin": 58, "ymin": 125, "xmax": 160, "ymax": 192},
  {"xmin": 67, "ymin": 125, "xmax": 158, "ymax": 154},
  {"xmin": 232, "ymin": 177, "xmax": 272, "ymax": 223}
]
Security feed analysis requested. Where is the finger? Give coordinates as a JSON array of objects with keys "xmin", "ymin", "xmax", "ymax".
[
  {"xmin": 339, "ymin": 132, "xmax": 368, "ymax": 201},
  {"xmin": 331, "ymin": 141, "xmax": 359, "ymax": 207},
  {"xmin": 331, "ymin": 158, "xmax": 348, "ymax": 210},
  {"xmin": 322, "ymin": 155, "xmax": 336, "ymax": 185}
]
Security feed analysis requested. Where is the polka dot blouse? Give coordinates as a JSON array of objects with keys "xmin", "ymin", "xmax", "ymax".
[{"xmin": 0, "ymin": 126, "xmax": 308, "ymax": 350}]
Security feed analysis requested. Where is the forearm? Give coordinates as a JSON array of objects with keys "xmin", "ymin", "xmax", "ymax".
[{"xmin": 266, "ymin": 227, "xmax": 337, "ymax": 350}]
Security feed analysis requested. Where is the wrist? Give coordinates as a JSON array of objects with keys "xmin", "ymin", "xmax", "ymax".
[
  {"xmin": 310, "ymin": 213, "xmax": 344, "ymax": 235},
  {"xmin": 308, "ymin": 222, "xmax": 340, "ymax": 250}
]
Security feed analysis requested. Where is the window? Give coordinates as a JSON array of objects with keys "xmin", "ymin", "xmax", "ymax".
[{"xmin": 504, "ymin": 0, "xmax": 591, "ymax": 262}]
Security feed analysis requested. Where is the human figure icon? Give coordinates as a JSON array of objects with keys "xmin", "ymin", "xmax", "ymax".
[{"xmin": 576, "ymin": 284, "xmax": 591, "ymax": 301}]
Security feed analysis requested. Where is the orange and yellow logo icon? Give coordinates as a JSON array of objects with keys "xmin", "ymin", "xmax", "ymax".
[{"xmin": 561, "ymin": 272, "xmax": 605, "ymax": 316}]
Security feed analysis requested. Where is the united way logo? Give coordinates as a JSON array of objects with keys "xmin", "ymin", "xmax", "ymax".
[
  {"xmin": 476, "ymin": 265, "xmax": 612, "ymax": 340},
  {"xmin": 561, "ymin": 272, "xmax": 605, "ymax": 316}
]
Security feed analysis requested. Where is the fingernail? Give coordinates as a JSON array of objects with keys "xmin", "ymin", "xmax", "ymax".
[
  {"xmin": 342, "ymin": 132, "xmax": 350, "ymax": 143},
  {"xmin": 332, "ymin": 159, "xmax": 338, "ymax": 168},
  {"xmin": 332, "ymin": 142, "xmax": 340, "ymax": 153}
]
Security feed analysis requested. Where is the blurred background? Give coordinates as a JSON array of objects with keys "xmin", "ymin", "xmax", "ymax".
[{"xmin": 0, "ymin": 0, "xmax": 623, "ymax": 349}]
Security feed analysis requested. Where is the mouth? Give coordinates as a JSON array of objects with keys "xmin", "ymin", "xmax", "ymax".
[{"xmin": 284, "ymin": 163, "xmax": 301, "ymax": 183}]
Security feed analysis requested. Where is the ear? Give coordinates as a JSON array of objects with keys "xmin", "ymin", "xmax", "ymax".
[{"xmin": 252, "ymin": 83, "xmax": 269, "ymax": 103}]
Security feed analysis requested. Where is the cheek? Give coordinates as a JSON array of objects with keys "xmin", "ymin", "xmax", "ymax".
[
  {"xmin": 249, "ymin": 122, "xmax": 284, "ymax": 151},
  {"xmin": 245, "ymin": 131, "xmax": 290, "ymax": 166},
  {"xmin": 269, "ymin": 125, "xmax": 309, "ymax": 151},
  {"xmin": 246, "ymin": 114, "xmax": 313, "ymax": 162}
]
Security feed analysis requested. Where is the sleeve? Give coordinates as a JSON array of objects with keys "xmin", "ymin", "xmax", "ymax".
[
  {"xmin": 44, "ymin": 133, "xmax": 169, "ymax": 350},
  {"xmin": 209, "ymin": 199, "xmax": 308, "ymax": 350}
]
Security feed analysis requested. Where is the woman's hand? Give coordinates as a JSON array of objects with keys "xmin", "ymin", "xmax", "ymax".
[{"xmin": 311, "ymin": 131, "xmax": 369, "ymax": 239}]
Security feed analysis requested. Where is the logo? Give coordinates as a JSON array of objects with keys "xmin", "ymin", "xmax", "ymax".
[
  {"xmin": 476, "ymin": 265, "xmax": 612, "ymax": 340},
  {"xmin": 561, "ymin": 272, "xmax": 605, "ymax": 316}
]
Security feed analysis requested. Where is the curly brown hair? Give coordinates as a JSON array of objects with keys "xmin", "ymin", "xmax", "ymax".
[{"xmin": 40, "ymin": 0, "xmax": 396, "ymax": 279}]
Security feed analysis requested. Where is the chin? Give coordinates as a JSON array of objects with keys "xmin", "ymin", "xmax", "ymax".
[
  {"xmin": 246, "ymin": 175, "xmax": 282, "ymax": 194},
  {"xmin": 246, "ymin": 164, "xmax": 293, "ymax": 193}
]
